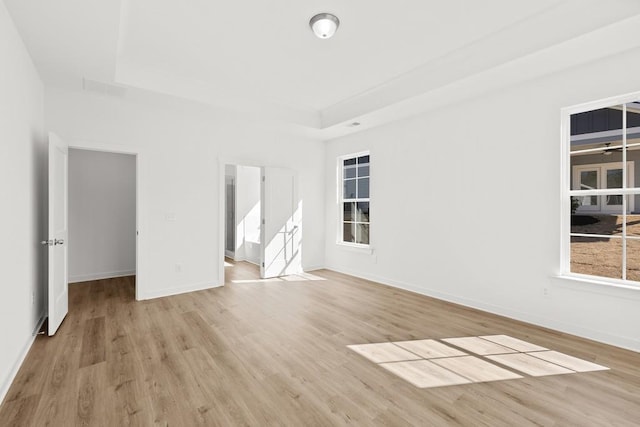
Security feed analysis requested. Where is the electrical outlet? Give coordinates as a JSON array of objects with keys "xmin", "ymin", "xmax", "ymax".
[
  {"xmin": 542, "ymin": 287, "xmax": 550, "ymax": 298},
  {"xmin": 31, "ymin": 291, "xmax": 35, "ymax": 305},
  {"xmin": 175, "ymin": 263, "xmax": 183, "ymax": 273}
]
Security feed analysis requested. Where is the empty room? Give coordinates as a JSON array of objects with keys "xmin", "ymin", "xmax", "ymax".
[{"xmin": 1, "ymin": 1, "xmax": 640, "ymax": 425}]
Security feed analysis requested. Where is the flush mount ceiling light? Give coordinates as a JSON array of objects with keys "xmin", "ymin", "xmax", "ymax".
[{"xmin": 310, "ymin": 13, "xmax": 340, "ymax": 39}]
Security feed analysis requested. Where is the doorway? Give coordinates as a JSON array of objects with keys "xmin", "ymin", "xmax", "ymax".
[
  {"xmin": 219, "ymin": 161, "xmax": 304, "ymax": 285},
  {"xmin": 68, "ymin": 149, "xmax": 137, "ymax": 287},
  {"xmin": 46, "ymin": 133, "xmax": 142, "ymax": 336},
  {"xmin": 224, "ymin": 164, "xmax": 262, "ymax": 265},
  {"xmin": 225, "ymin": 174, "xmax": 235, "ymax": 258}
]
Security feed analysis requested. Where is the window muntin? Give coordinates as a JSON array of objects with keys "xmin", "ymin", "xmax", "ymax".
[
  {"xmin": 565, "ymin": 99, "xmax": 640, "ymax": 285},
  {"xmin": 340, "ymin": 153, "xmax": 370, "ymax": 246}
]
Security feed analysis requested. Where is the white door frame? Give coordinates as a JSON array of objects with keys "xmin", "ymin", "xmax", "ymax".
[{"xmin": 68, "ymin": 141, "xmax": 144, "ymax": 301}]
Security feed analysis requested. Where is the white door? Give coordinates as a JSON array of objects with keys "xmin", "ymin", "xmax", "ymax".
[
  {"xmin": 260, "ymin": 167, "xmax": 302, "ymax": 278},
  {"xmin": 46, "ymin": 133, "xmax": 69, "ymax": 336}
]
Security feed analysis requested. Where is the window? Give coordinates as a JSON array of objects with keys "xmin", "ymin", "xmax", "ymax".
[
  {"xmin": 563, "ymin": 96, "xmax": 640, "ymax": 285},
  {"xmin": 340, "ymin": 152, "xmax": 370, "ymax": 246}
]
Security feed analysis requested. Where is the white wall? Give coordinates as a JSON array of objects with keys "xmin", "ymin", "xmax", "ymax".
[
  {"xmin": 0, "ymin": 2, "xmax": 45, "ymax": 402},
  {"xmin": 325, "ymin": 47, "xmax": 640, "ymax": 352},
  {"xmin": 234, "ymin": 165, "xmax": 261, "ymax": 264},
  {"xmin": 68, "ymin": 149, "xmax": 136, "ymax": 282},
  {"xmin": 45, "ymin": 86, "xmax": 326, "ymax": 299}
]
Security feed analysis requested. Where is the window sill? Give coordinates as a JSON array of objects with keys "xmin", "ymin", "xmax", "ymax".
[
  {"xmin": 552, "ymin": 274, "xmax": 640, "ymax": 299},
  {"xmin": 336, "ymin": 242, "xmax": 373, "ymax": 254}
]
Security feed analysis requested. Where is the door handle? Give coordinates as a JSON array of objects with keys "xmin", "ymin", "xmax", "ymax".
[
  {"xmin": 54, "ymin": 239, "xmax": 65, "ymax": 245},
  {"xmin": 41, "ymin": 240, "xmax": 53, "ymax": 246}
]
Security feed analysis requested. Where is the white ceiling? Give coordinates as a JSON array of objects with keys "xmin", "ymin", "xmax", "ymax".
[
  {"xmin": 117, "ymin": 0, "xmax": 561, "ymax": 110},
  {"xmin": 3, "ymin": 0, "xmax": 122, "ymax": 87},
  {"xmin": 5, "ymin": 0, "xmax": 640, "ymax": 138}
]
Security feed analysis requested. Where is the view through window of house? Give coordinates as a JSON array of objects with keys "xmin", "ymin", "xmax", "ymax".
[
  {"xmin": 341, "ymin": 153, "xmax": 370, "ymax": 245},
  {"xmin": 569, "ymin": 102, "xmax": 640, "ymax": 282}
]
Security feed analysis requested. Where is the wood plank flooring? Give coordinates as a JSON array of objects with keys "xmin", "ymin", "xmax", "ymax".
[{"xmin": 1, "ymin": 260, "xmax": 640, "ymax": 426}]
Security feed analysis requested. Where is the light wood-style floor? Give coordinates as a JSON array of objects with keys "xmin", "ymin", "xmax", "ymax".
[{"xmin": 1, "ymin": 260, "xmax": 640, "ymax": 426}]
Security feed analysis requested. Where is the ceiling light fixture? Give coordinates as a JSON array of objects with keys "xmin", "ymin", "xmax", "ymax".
[{"xmin": 310, "ymin": 13, "xmax": 340, "ymax": 39}]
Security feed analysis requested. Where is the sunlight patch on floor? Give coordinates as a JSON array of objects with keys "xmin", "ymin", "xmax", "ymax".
[
  {"xmin": 232, "ymin": 272, "xmax": 327, "ymax": 284},
  {"xmin": 348, "ymin": 335, "xmax": 609, "ymax": 389}
]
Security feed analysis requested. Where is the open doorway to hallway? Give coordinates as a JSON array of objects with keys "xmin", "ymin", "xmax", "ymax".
[
  {"xmin": 224, "ymin": 164, "xmax": 262, "ymax": 265},
  {"xmin": 220, "ymin": 162, "xmax": 304, "ymax": 285}
]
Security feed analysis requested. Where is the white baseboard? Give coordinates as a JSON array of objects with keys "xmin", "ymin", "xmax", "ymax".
[
  {"xmin": 0, "ymin": 314, "xmax": 46, "ymax": 405},
  {"xmin": 304, "ymin": 265, "xmax": 325, "ymax": 272},
  {"xmin": 326, "ymin": 265, "xmax": 640, "ymax": 353},
  {"xmin": 69, "ymin": 270, "xmax": 136, "ymax": 283},
  {"xmin": 139, "ymin": 280, "xmax": 224, "ymax": 300}
]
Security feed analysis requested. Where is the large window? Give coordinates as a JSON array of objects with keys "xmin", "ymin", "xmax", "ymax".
[
  {"xmin": 340, "ymin": 152, "xmax": 370, "ymax": 246},
  {"xmin": 563, "ymin": 96, "xmax": 640, "ymax": 285}
]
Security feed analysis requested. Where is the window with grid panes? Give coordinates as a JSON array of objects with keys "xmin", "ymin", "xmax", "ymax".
[
  {"xmin": 341, "ymin": 153, "xmax": 370, "ymax": 245},
  {"xmin": 564, "ymin": 97, "xmax": 640, "ymax": 286}
]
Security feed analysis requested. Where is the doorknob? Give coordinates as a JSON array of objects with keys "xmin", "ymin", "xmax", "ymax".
[
  {"xmin": 41, "ymin": 240, "xmax": 53, "ymax": 246},
  {"xmin": 54, "ymin": 239, "xmax": 65, "ymax": 245}
]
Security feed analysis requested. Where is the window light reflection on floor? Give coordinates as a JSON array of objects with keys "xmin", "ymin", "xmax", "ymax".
[
  {"xmin": 232, "ymin": 272, "xmax": 326, "ymax": 284},
  {"xmin": 348, "ymin": 335, "xmax": 608, "ymax": 389}
]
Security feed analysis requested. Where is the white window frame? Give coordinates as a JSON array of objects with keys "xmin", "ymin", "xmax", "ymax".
[
  {"xmin": 561, "ymin": 91, "xmax": 640, "ymax": 287},
  {"xmin": 337, "ymin": 151, "xmax": 370, "ymax": 248}
]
